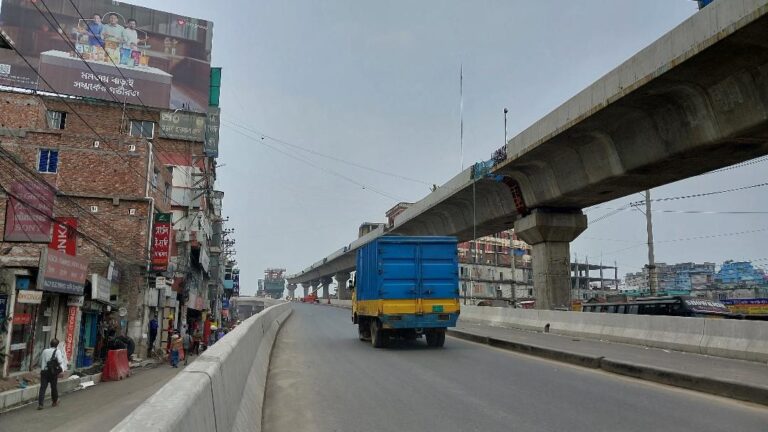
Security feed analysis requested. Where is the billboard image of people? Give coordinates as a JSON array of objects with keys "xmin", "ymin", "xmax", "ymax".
[{"xmin": 0, "ymin": 0, "xmax": 213, "ymax": 113}]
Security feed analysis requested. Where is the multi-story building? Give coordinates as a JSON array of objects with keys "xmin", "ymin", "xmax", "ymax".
[
  {"xmin": 715, "ymin": 261, "xmax": 766, "ymax": 285},
  {"xmin": 0, "ymin": 83, "xmax": 226, "ymax": 376}
]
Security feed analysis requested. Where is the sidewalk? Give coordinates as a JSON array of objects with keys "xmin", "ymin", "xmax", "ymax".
[
  {"xmin": 0, "ymin": 362, "xmax": 182, "ymax": 431},
  {"xmin": 450, "ymin": 320, "xmax": 768, "ymax": 406}
]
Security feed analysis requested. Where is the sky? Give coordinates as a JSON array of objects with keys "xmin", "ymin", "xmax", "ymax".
[{"xmin": 130, "ymin": 0, "xmax": 767, "ymax": 295}]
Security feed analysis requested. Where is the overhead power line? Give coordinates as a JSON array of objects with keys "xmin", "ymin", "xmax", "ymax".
[
  {"xmin": 222, "ymin": 120, "xmax": 433, "ymax": 187},
  {"xmin": 629, "ymin": 181, "xmax": 768, "ymax": 206},
  {"xmin": 226, "ymin": 124, "xmax": 404, "ymax": 202}
]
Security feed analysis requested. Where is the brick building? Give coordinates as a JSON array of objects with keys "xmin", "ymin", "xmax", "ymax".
[{"xmin": 0, "ymin": 88, "xmax": 224, "ymax": 377}]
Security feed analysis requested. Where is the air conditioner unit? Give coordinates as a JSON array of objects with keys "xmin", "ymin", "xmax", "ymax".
[
  {"xmin": 128, "ymin": 144, "xmax": 136, "ymax": 152},
  {"xmin": 90, "ymin": 205, "xmax": 98, "ymax": 213},
  {"xmin": 93, "ymin": 140, "xmax": 100, "ymax": 148}
]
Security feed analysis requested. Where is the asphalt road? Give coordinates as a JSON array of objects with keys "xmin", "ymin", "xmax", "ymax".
[
  {"xmin": 262, "ymin": 303, "xmax": 768, "ymax": 432},
  {"xmin": 0, "ymin": 363, "xmax": 181, "ymax": 432}
]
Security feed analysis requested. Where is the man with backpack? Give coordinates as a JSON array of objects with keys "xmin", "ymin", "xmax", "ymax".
[{"xmin": 38, "ymin": 338, "xmax": 67, "ymax": 410}]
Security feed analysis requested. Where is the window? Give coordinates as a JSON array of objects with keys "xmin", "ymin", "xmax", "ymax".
[
  {"xmin": 164, "ymin": 183, "xmax": 171, "ymax": 204},
  {"xmin": 37, "ymin": 149, "xmax": 59, "ymax": 173},
  {"xmin": 129, "ymin": 120, "xmax": 155, "ymax": 138},
  {"xmin": 152, "ymin": 169, "xmax": 159, "ymax": 188},
  {"xmin": 46, "ymin": 110, "xmax": 66, "ymax": 129}
]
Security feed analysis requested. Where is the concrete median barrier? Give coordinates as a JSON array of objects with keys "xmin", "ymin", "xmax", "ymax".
[
  {"xmin": 112, "ymin": 302, "xmax": 292, "ymax": 432},
  {"xmin": 459, "ymin": 306, "xmax": 768, "ymax": 362}
]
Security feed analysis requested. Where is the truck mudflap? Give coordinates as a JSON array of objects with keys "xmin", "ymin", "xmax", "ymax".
[{"xmin": 379, "ymin": 312, "xmax": 459, "ymax": 329}]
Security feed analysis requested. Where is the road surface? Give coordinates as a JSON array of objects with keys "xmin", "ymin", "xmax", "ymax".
[{"xmin": 263, "ymin": 303, "xmax": 768, "ymax": 432}]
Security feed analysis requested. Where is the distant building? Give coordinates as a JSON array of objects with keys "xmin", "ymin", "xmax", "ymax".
[{"xmin": 715, "ymin": 261, "xmax": 765, "ymax": 285}]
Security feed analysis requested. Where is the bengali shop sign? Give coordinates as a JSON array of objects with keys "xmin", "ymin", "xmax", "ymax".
[
  {"xmin": 37, "ymin": 248, "xmax": 89, "ymax": 295},
  {"xmin": 151, "ymin": 213, "xmax": 172, "ymax": 271},
  {"xmin": 65, "ymin": 306, "xmax": 78, "ymax": 361},
  {"xmin": 722, "ymin": 298, "xmax": 768, "ymax": 315},
  {"xmin": 16, "ymin": 290, "xmax": 43, "ymax": 304},
  {"xmin": 3, "ymin": 181, "xmax": 54, "ymax": 242},
  {"xmin": 48, "ymin": 217, "xmax": 78, "ymax": 256},
  {"xmin": 0, "ymin": 0, "xmax": 214, "ymax": 112}
]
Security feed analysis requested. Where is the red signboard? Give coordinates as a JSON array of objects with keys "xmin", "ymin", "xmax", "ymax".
[
  {"xmin": 65, "ymin": 306, "xmax": 78, "ymax": 361},
  {"xmin": 12, "ymin": 313, "xmax": 32, "ymax": 325},
  {"xmin": 48, "ymin": 218, "xmax": 78, "ymax": 256},
  {"xmin": 4, "ymin": 181, "xmax": 55, "ymax": 242},
  {"xmin": 38, "ymin": 248, "xmax": 89, "ymax": 295},
  {"xmin": 151, "ymin": 213, "xmax": 172, "ymax": 271}
]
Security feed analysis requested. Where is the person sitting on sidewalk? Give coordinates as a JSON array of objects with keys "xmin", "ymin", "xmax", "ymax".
[{"xmin": 38, "ymin": 339, "xmax": 67, "ymax": 410}]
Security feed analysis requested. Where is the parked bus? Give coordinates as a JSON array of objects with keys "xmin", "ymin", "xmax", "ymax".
[{"xmin": 581, "ymin": 296, "xmax": 733, "ymax": 318}]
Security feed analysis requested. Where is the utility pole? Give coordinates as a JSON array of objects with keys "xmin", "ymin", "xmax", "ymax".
[
  {"xmin": 510, "ymin": 233, "xmax": 516, "ymax": 307},
  {"xmin": 645, "ymin": 190, "xmax": 658, "ymax": 295}
]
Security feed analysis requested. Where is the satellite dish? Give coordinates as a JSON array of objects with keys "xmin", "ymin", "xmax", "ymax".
[{"xmin": 118, "ymin": 307, "xmax": 128, "ymax": 317}]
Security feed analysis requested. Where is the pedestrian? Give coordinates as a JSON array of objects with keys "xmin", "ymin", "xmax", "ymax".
[
  {"xmin": 38, "ymin": 339, "xmax": 67, "ymax": 410},
  {"xmin": 182, "ymin": 331, "xmax": 193, "ymax": 365},
  {"xmin": 170, "ymin": 333, "xmax": 182, "ymax": 368},
  {"xmin": 192, "ymin": 330, "xmax": 201, "ymax": 355},
  {"xmin": 148, "ymin": 315, "xmax": 158, "ymax": 357}
]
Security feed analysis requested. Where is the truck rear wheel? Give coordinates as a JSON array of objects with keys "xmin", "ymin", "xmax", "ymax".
[
  {"xmin": 371, "ymin": 320, "xmax": 387, "ymax": 348},
  {"xmin": 426, "ymin": 329, "xmax": 446, "ymax": 348},
  {"xmin": 358, "ymin": 321, "xmax": 371, "ymax": 341}
]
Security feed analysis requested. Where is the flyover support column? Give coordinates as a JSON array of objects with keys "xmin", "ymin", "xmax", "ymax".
[
  {"xmin": 287, "ymin": 284, "xmax": 297, "ymax": 300},
  {"xmin": 320, "ymin": 277, "xmax": 333, "ymax": 299},
  {"xmin": 300, "ymin": 283, "xmax": 309, "ymax": 299},
  {"xmin": 513, "ymin": 209, "xmax": 587, "ymax": 310},
  {"xmin": 310, "ymin": 280, "xmax": 319, "ymax": 298},
  {"xmin": 335, "ymin": 272, "xmax": 351, "ymax": 300}
]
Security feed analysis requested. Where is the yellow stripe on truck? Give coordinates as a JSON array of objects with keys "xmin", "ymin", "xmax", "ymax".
[{"xmin": 355, "ymin": 299, "xmax": 460, "ymax": 316}]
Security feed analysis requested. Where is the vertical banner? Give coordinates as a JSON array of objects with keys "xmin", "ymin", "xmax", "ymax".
[
  {"xmin": 4, "ymin": 181, "xmax": 55, "ymax": 242},
  {"xmin": 151, "ymin": 213, "xmax": 172, "ymax": 271},
  {"xmin": 48, "ymin": 217, "xmax": 78, "ymax": 256},
  {"xmin": 204, "ymin": 107, "xmax": 220, "ymax": 157},
  {"xmin": 65, "ymin": 305, "xmax": 78, "ymax": 361}
]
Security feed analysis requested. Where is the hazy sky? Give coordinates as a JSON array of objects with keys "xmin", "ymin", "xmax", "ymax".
[{"xmin": 131, "ymin": 1, "xmax": 767, "ymax": 294}]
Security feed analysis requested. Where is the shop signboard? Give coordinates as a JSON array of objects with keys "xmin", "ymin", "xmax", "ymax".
[
  {"xmin": 151, "ymin": 213, "xmax": 172, "ymax": 271},
  {"xmin": 48, "ymin": 217, "xmax": 78, "ymax": 256},
  {"xmin": 0, "ymin": 0, "xmax": 214, "ymax": 113},
  {"xmin": 90, "ymin": 274, "xmax": 112, "ymax": 303},
  {"xmin": 159, "ymin": 111, "xmax": 206, "ymax": 141},
  {"xmin": 37, "ymin": 248, "xmax": 89, "ymax": 295},
  {"xmin": 3, "ymin": 180, "xmax": 54, "ymax": 242},
  {"xmin": 722, "ymin": 298, "xmax": 768, "ymax": 315},
  {"xmin": 67, "ymin": 295, "xmax": 84, "ymax": 307},
  {"xmin": 65, "ymin": 306, "xmax": 78, "ymax": 361},
  {"xmin": 204, "ymin": 107, "xmax": 220, "ymax": 157},
  {"xmin": 16, "ymin": 289, "xmax": 43, "ymax": 304},
  {"xmin": 12, "ymin": 313, "xmax": 31, "ymax": 325}
]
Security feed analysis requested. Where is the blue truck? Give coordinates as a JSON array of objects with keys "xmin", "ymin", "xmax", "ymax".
[{"xmin": 351, "ymin": 236, "xmax": 460, "ymax": 348}]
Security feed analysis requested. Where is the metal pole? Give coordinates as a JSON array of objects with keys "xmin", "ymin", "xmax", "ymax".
[
  {"xmin": 510, "ymin": 233, "xmax": 516, "ymax": 306},
  {"xmin": 645, "ymin": 190, "xmax": 657, "ymax": 295}
]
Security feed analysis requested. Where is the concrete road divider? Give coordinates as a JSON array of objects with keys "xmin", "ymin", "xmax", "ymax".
[
  {"xmin": 459, "ymin": 306, "xmax": 768, "ymax": 362},
  {"xmin": 112, "ymin": 302, "xmax": 292, "ymax": 432}
]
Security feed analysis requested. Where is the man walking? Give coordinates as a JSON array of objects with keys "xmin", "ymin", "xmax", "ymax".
[
  {"xmin": 148, "ymin": 315, "xmax": 158, "ymax": 357},
  {"xmin": 38, "ymin": 339, "xmax": 67, "ymax": 410}
]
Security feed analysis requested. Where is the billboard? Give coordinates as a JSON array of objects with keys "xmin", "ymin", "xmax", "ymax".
[
  {"xmin": 0, "ymin": 0, "xmax": 213, "ymax": 112},
  {"xmin": 3, "ymin": 180, "xmax": 54, "ymax": 242}
]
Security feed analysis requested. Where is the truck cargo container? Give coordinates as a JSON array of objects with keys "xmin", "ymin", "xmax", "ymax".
[{"xmin": 351, "ymin": 236, "xmax": 460, "ymax": 348}]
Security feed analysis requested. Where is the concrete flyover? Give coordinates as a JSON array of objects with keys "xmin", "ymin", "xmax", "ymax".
[{"xmin": 289, "ymin": 1, "xmax": 768, "ymax": 308}]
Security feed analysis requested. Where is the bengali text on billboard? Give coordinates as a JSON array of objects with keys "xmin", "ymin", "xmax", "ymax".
[
  {"xmin": 37, "ymin": 248, "xmax": 89, "ymax": 295},
  {"xmin": 151, "ymin": 212, "xmax": 171, "ymax": 271},
  {"xmin": 0, "ymin": 0, "xmax": 213, "ymax": 112}
]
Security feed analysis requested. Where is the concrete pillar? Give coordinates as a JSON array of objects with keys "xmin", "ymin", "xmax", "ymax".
[
  {"xmin": 300, "ymin": 283, "xmax": 309, "ymax": 298},
  {"xmin": 514, "ymin": 209, "xmax": 587, "ymax": 310},
  {"xmin": 335, "ymin": 272, "xmax": 351, "ymax": 300},
  {"xmin": 320, "ymin": 277, "xmax": 333, "ymax": 299},
  {"xmin": 309, "ymin": 280, "xmax": 319, "ymax": 297},
  {"xmin": 287, "ymin": 283, "xmax": 297, "ymax": 299}
]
